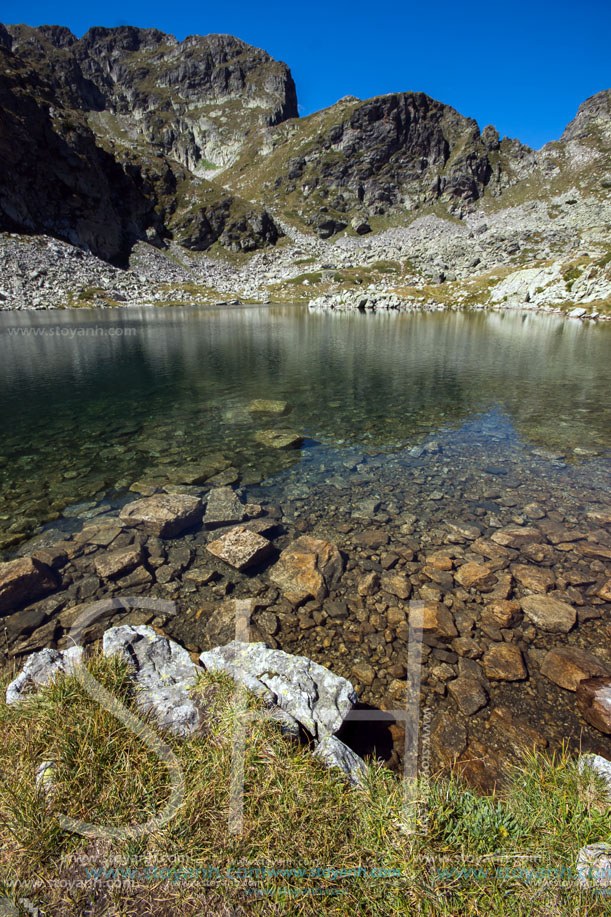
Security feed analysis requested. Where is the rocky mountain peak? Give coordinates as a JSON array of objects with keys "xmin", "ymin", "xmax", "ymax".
[
  {"xmin": 79, "ymin": 25, "xmax": 174, "ymax": 53},
  {"xmin": 561, "ymin": 88, "xmax": 611, "ymax": 142},
  {"xmin": 5, "ymin": 24, "xmax": 298, "ymax": 172}
]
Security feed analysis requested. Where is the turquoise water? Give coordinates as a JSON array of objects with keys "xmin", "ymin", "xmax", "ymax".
[{"xmin": 0, "ymin": 305, "xmax": 610, "ymax": 551}]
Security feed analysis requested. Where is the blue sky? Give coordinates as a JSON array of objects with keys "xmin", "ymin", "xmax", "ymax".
[{"xmin": 2, "ymin": 0, "xmax": 610, "ymax": 149}]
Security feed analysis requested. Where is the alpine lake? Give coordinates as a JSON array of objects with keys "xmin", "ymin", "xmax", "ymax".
[{"xmin": 1, "ymin": 303, "xmax": 611, "ymax": 788}]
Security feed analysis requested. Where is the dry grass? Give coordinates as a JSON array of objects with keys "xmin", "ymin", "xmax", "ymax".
[{"xmin": 0, "ymin": 653, "xmax": 609, "ymax": 916}]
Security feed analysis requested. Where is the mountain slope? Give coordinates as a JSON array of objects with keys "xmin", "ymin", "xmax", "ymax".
[
  {"xmin": 220, "ymin": 91, "xmax": 537, "ymax": 236},
  {"xmin": 0, "ymin": 22, "xmax": 609, "ymax": 310},
  {"xmin": 0, "ymin": 26, "xmax": 291, "ymax": 262}
]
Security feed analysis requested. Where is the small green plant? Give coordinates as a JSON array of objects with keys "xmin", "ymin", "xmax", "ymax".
[
  {"xmin": 562, "ymin": 266, "xmax": 584, "ymax": 291},
  {"xmin": 286, "ymin": 271, "xmax": 323, "ymax": 285},
  {"xmin": 428, "ymin": 781, "xmax": 524, "ymax": 853},
  {"xmin": 77, "ymin": 286, "xmax": 105, "ymax": 302}
]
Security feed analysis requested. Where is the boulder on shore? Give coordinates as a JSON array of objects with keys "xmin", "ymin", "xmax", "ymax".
[
  {"xmin": 102, "ymin": 625, "xmax": 202, "ymax": 736},
  {"xmin": 6, "ymin": 646, "xmax": 83, "ymax": 705},
  {"xmin": 200, "ymin": 640, "xmax": 357, "ymax": 740}
]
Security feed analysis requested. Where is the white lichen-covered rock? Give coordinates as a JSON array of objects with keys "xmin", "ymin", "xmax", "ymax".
[
  {"xmin": 578, "ymin": 753, "xmax": 611, "ymax": 797},
  {"xmin": 490, "ymin": 264, "xmax": 564, "ymax": 305},
  {"xmin": 102, "ymin": 625, "xmax": 201, "ymax": 736},
  {"xmin": 6, "ymin": 646, "xmax": 84, "ymax": 705},
  {"xmin": 313, "ymin": 735, "xmax": 367, "ymax": 785},
  {"xmin": 199, "ymin": 640, "xmax": 357, "ymax": 739},
  {"xmin": 576, "ymin": 843, "xmax": 611, "ymax": 889}
]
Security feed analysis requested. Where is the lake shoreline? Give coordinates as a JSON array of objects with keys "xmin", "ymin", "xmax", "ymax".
[{"xmin": 2, "ymin": 296, "xmax": 609, "ymax": 322}]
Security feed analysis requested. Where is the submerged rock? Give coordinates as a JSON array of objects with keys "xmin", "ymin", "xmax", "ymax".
[
  {"xmin": 418, "ymin": 601, "xmax": 458, "ymax": 639},
  {"xmin": 206, "ymin": 526, "xmax": 273, "ymax": 571},
  {"xmin": 205, "ymin": 598, "xmax": 256, "ymax": 646},
  {"xmin": 447, "ymin": 676, "xmax": 488, "ymax": 716},
  {"xmin": 119, "ymin": 494, "xmax": 203, "ymax": 537},
  {"xmin": 203, "ymin": 487, "xmax": 247, "ymax": 527},
  {"xmin": 254, "ymin": 429, "xmax": 303, "ymax": 449},
  {"xmin": 199, "ymin": 640, "xmax": 357, "ymax": 739},
  {"xmin": 270, "ymin": 535, "xmax": 344, "ymax": 603},
  {"xmin": 248, "ymin": 399, "xmax": 291, "ymax": 415},
  {"xmin": 454, "ymin": 561, "xmax": 497, "ymax": 591},
  {"xmin": 520, "ymin": 594, "xmax": 576, "ymax": 633},
  {"xmin": 102, "ymin": 625, "xmax": 201, "ymax": 736},
  {"xmin": 0, "ymin": 557, "xmax": 57, "ymax": 614},
  {"xmin": 6, "ymin": 646, "xmax": 83, "ymax": 704},
  {"xmin": 169, "ymin": 454, "xmax": 230, "ymax": 486},
  {"xmin": 541, "ymin": 647, "xmax": 609, "ymax": 691},
  {"xmin": 481, "ymin": 643, "xmax": 527, "ymax": 681},
  {"xmin": 94, "ymin": 545, "xmax": 143, "ymax": 580}
]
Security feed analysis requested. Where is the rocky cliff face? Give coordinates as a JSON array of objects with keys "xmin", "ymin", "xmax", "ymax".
[
  {"xmin": 6, "ymin": 24, "xmax": 298, "ymax": 173},
  {"xmin": 0, "ymin": 25, "xmax": 291, "ymax": 262},
  {"xmin": 223, "ymin": 92, "xmax": 537, "ymax": 236},
  {"xmin": 0, "ymin": 45, "xmax": 162, "ymax": 264},
  {"xmin": 561, "ymin": 89, "xmax": 611, "ymax": 144}
]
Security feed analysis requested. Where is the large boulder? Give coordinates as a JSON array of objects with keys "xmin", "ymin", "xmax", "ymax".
[
  {"xmin": 270, "ymin": 536, "xmax": 344, "ymax": 604},
  {"xmin": 119, "ymin": 494, "xmax": 202, "ymax": 537},
  {"xmin": 578, "ymin": 754, "xmax": 611, "ymax": 798},
  {"xmin": 313, "ymin": 735, "xmax": 367, "ymax": 785},
  {"xmin": 102, "ymin": 625, "xmax": 202, "ymax": 736},
  {"xmin": 6, "ymin": 646, "xmax": 83, "ymax": 704},
  {"xmin": 0, "ymin": 557, "xmax": 57, "ymax": 614},
  {"xmin": 199, "ymin": 640, "xmax": 357, "ymax": 740},
  {"xmin": 576, "ymin": 843, "xmax": 611, "ymax": 889}
]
